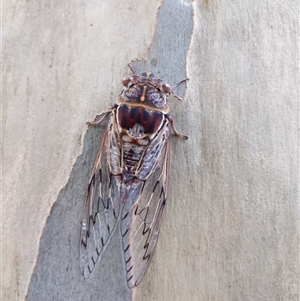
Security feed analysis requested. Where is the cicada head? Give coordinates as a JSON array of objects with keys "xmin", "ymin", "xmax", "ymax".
[{"xmin": 121, "ymin": 72, "xmax": 171, "ymax": 110}]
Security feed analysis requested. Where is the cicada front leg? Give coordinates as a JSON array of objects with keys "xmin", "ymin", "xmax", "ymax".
[{"xmin": 87, "ymin": 104, "xmax": 117, "ymax": 126}]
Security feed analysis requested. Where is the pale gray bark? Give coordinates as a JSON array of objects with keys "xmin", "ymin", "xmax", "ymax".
[{"xmin": 3, "ymin": 0, "xmax": 299, "ymax": 300}]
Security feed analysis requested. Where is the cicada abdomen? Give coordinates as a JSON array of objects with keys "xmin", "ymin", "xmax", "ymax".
[{"xmin": 80, "ymin": 67, "xmax": 188, "ymax": 288}]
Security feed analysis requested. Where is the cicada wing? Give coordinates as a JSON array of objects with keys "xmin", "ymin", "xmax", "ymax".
[
  {"xmin": 121, "ymin": 127, "xmax": 170, "ymax": 288},
  {"xmin": 80, "ymin": 124, "xmax": 121, "ymax": 278}
]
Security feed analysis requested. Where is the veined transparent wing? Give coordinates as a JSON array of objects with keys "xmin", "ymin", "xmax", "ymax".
[
  {"xmin": 80, "ymin": 120, "xmax": 121, "ymax": 278},
  {"xmin": 121, "ymin": 124, "xmax": 170, "ymax": 288}
]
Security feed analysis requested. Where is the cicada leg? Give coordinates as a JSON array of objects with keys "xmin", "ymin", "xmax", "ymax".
[
  {"xmin": 166, "ymin": 114, "xmax": 188, "ymax": 140},
  {"xmin": 87, "ymin": 105, "xmax": 117, "ymax": 126}
]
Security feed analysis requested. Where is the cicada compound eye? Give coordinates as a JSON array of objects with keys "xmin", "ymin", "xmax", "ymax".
[
  {"xmin": 122, "ymin": 76, "xmax": 132, "ymax": 87},
  {"xmin": 162, "ymin": 82, "xmax": 171, "ymax": 94}
]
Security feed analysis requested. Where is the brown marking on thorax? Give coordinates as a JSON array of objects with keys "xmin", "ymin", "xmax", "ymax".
[{"xmin": 117, "ymin": 105, "xmax": 164, "ymax": 135}]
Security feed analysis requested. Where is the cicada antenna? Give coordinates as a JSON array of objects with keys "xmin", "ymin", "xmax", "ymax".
[
  {"xmin": 170, "ymin": 78, "xmax": 189, "ymax": 94},
  {"xmin": 170, "ymin": 78, "xmax": 189, "ymax": 101}
]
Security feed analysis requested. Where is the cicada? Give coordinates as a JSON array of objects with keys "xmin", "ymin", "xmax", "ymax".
[{"xmin": 80, "ymin": 66, "xmax": 188, "ymax": 288}]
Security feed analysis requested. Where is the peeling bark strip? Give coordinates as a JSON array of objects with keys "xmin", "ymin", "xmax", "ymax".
[{"xmin": 80, "ymin": 68, "xmax": 188, "ymax": 288}]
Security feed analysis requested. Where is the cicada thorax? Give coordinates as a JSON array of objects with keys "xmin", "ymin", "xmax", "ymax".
[
  {"xmin": 115, "ymin": 71, "xmax": 171, "ymax": 149},
  {"xmin": 117, "ymin": 105, "xmax": 164, "ymax": 140}
]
